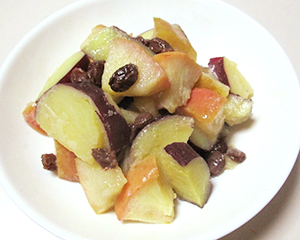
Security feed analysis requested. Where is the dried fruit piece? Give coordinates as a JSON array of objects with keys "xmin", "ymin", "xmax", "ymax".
[
  {"xmin": 148, "ymin": 37, "xmax": 174, "ymax": 53},
  {"xmin": 70, "ymin": 67, "xmax": 89, "ymax": 83},
  {"xmin": 87, "ymin": 60, "xmax": 105, "ymax": 87},
  {"xmin": 206, "ymin": 151, "xmax": 225, "ymax": 176},
  {"xmin": 41, "ymin": 153, "xmax": 57, "ymax": 171},
  {"xmin": 109, "ymin": 63, "xmax": 138, "ymax": 92},
  {"xmin": 226, "ymin": 147, "xmax": 246, "ymax": 163}
]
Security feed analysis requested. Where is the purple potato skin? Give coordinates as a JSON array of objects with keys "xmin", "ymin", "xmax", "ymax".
[
  {"xmin": 164, "ymin": 142, "xmax": 200, "ymax": 167},
  {"xmin": 61, "ymin": 82, "xmax": 130, "ymax": 155},
  {"xmin": 208, "ymin": 57, "xmax": 230, "ymax": 87}
]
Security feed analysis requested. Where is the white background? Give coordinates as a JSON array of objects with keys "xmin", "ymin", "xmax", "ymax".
[{"xmin": 0, "ymin": 0, "xmax": 299, "ymax": 239}]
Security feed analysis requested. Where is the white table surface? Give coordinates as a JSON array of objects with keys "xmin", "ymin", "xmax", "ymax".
[{"xmin": 0, "ymin": 0, "xmax": 299, "ymax": 239}]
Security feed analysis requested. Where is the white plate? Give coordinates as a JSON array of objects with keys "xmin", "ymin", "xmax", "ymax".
[{"xmin": 0, "ymin": 0, "xmax": 300, "ymax": 239}]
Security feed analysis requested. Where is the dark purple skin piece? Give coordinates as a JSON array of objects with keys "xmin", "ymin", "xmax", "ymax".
[
  {"xmin": 164, "ymin": 142, "xmax": 200, "ymax": 167},
  {"xmin": 61, "ymin": 82, "xmax": 130, "ymax": 155},
  {"xmin": 208, "ymin": 57, "xmax": 230, "ymax": 87}
]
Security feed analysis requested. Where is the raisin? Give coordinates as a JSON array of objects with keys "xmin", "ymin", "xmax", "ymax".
[
  {"xmin": 92, "ymin": 148, "xmax": 118, "ymax": 169},
  {"xmin": 212, "ymin": 139, "xmax": 228, "ymax": 154},
  {"xmin": 134, "ymin": 112, "xmax": 154, "ymax": 129},
  {"xmin": 135, "ymin": 36, "xmax": 174, "ymax": 54},
  {"xmin": 87, "ymin": 60, "xmax": 105, "ymax": 87},
  {"xmin": 41, "ymin": 153, "xmax": 57, "ymax": 171},
  {"xmin": 70, "ymin": 68, "xmax": 89, "ymax": 83},
  {"xmin": 109, "ymin": 63, "xmax": 138, "ymax": 92},
  {"xmin": 206, "ymin": 151, "xmax": 225, "ymax": 176},
  {"xmin": 226, "ymin": 147, "xmax": 246, "ymax": 163},
  {"xmin": 147, "ymin": 37, "xmax": 174, "ymax": 54}
]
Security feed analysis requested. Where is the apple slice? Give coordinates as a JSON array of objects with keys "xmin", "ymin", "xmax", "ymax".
[
  {"xmin": 128, "ymin": 115, "xmax": 194, "ymax": 168},
  {"xmin": 22, "ymin": 102, "xmax": 47, "ymax": 135},
  {"xmin": 36, "ymin": 82, "xmax": 130, "ymax": 165},
  {"xmin": 115, "ymin": 155, "xmax": 175, "ymax": 223},
  {"xmin": 81, "ymin": 25, "xmax": 132, "ymax": 61},
  {"xmin": 152, "ymin": 18, "xmax": 197, "ymax": 61},
  {"xmin": 54, "ymin": 140, "xmax": 78, "ymax": 182},
  {"xmin": 159, "ymin": 142, "xmax": 210, "ymax": 207},
  {"xmin": 37, "ymin": 51, "xmax": 90, "ymax": 99},
  {"xmin": 195, "ymin": 69, "xmax": 230, "ymax": 97},
  {"xmin": 101, "ymin": 38, "xmax": 170, "ymax": 97},
  {"xmin": 179, "ymin": 88, "xmax": 227, "ymax": 144},
  {"xmin": 75, "ymin": 158, "xmax": 127, "ymax": 214},
  {"xmin": 152, "ymin": 51, "xmax": 202, "ymax": 113},
  {"xmin": 80, "ymin": 24, "xmax": 107, "ymax": 48},
  {"xmin": 224, "ymin": 94, "xmax": 253, "ymax": 126},
  {"xmin": 208, "ymin": 57, "xmax": 254, "ymax": 99}
]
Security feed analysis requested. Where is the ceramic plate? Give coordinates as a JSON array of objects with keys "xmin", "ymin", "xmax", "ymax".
[{"xmin": 0, "ymin": 0, "xmax": 300, "ymax": 239}]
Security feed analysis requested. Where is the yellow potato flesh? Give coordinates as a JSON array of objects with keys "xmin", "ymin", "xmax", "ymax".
[{"xmin": 36, "ymin": 84, "xmax": 107, "ymax": 164}]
